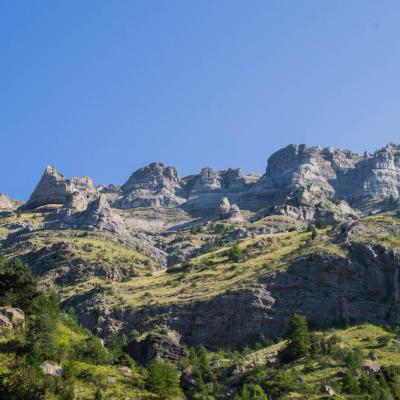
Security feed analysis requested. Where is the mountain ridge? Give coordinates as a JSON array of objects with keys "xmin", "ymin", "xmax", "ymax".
[{"xmin": 1, "ymin": 142, "xmax": 400, "ymax": 358}]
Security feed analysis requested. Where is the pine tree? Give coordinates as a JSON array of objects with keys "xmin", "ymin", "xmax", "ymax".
[
  {"xmin": 147, "ymin": 359, "xmax": 182, "ymax": 399},
  {"xmin": 279, "ymin": 313, "xmax": 311, "ymax": 362},
  {"xmin": 343, "ymin": 369, "xmax": 359, "ymax": 394},
  {"xmin": 0, "ymin": 256, "xmax": 38, "ymax": 311},
  {"xmin": 198, "ymin": 346, "xmax": 214, "ymax": 382}
]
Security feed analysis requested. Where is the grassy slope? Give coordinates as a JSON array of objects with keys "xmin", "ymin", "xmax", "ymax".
[
  {"xmin": 0, "ymin": 322, "xmax": 156, "ymax": 400},
  {"xmin": 221, "ymin": 323, "xmax": 400, "ymax": 400}
]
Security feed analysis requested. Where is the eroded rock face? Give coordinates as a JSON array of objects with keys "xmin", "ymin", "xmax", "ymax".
[
  {"xmin": 24, "ymin": 165, "xmax": 97, "ymax": 211},
  {"xmin": 48, "ymin": 195, "xmax": 127, "ymax": 235},
  {"xmin": 218, "ymin": 196, "xmax": 244, "ymax": 222},
  {"xmin": 74, "ymin": 195, "xmax": 126, "ymax": 234},
  {"xmin": 116, "ymin": 162, "xmax": 185, "ymax": 208},
  {"xmin": 0, "ymin": 193, "xmax": 19, "ymax": 211},
  {"xmin": 184, "ymin": 168, "xmax": 249, "ymax": 214},
  {"xmin": 0, "ymin": 307, "xmax": 25, "ymax": 328},
  {"xmin": 125, "ymin": 331, "xmax": 187, "ymax": 365},
  {"xmin": 250, "ymin": 143, "xmax": 400, "ymax": 210}
]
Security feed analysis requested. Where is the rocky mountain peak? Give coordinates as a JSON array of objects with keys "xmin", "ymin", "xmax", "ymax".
[
  {"xmin": 250, "ymin": 142, "xmax": 400, "ymax": 210},
  {"xmin": 11, "ymin": 142, "xmax": 400, "ymax": 224},
  {"xmin": 43, "ymin": 165, "xmax": 64, "ymax": 180},
  {"xmin": 121, "ymin": 162, "xmax": 180, "ymax": 194},
  {"xmin": 24, "ymin": 165, "xmax": 96, "ymax": 211},
  {"xmin": 116, "ymin": 163, "xmax": 185, "ymax": 208},
  {"xmin": 0, "ymin": 193, "xmax": 19, "ymax": 212}
]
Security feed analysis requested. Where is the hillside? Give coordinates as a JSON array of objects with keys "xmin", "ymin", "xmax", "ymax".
[{"xmin": 1, "ymin": 143, "xmax": 400, "ymax": 398}]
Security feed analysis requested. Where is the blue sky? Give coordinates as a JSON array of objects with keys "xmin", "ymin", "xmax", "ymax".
[{"xmin": 1, "ymin": 1, "xmax": 400, "ymax": 200}]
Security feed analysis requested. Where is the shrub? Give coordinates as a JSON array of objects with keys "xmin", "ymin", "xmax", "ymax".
[
  {"xmin": 73, "ymin": 336, "xmax": 110, "ymax": 364},
  {"xmin": 190, "ymin": 225, "xmax": 202, "ymax": 234},
  {"xmin": 94, "ymin": 387, "xmax": 104, "ymax": 400},
  {"xmin": 235, "ymin": 383, "xmax": 268, "ymax": 400},
  {"xmin": 344, "ymin": 349, "xmax": 364, "ymax": 372},
  {"xmin": 108, "ymin": 333, "xmax": 128, "ymax": 360},
  {"xmin": 315, "ymin": 219, "xmax": 328, "ymax": 229},
  {"xmin": 228, "ymin": 244, "xmax": 242, "ymax": 262},
  {"xmin": 377, "ymin": 334, "xmax": 391, "ymax": 347}
]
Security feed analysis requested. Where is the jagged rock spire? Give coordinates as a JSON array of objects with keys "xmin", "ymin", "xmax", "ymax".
[{"xmin": 24, "ymin": 165, "xmax": 96, "ymax": 211}]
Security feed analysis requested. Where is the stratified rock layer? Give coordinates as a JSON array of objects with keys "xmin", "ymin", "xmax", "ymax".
[
  {"xmin": 250, "ymin": 143, "xmax": 400, "ymax": 208},
  {"xmin": 184, "ymin": 168, "xmax": 249, "ymax": 215}
]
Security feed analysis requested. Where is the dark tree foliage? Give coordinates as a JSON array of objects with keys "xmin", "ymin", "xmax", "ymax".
[
  {"xmin": 25, "ymin": 291, "xmax": 60, "ymax": 363},
  {"xmin": 197, "ymin": 345, "xmax": 214, "ymax": 383},
  {"xmin": 342, "ymin": 369, "xmax": 360, "ymax": 394},
  {"xmin": 0, "ymin": 256, "xmax": 38, "ymax": 311},
  {"xmin": 72, "ymin": 336, "xmax": 111, "ymax": 365},
  {"xmin": 147, "ymin": 359, "xmax": 182, "ymax": 399},
  {"xmin": 229, "ymin": 244, "xmax": 242, "ymax": 262},
  {"xmin": 234, "ymin": 383, "xmax": 268, "ymax": 400},
  {"xmin": 279, "ymin": 314, "xmax": 311, "ymax": 362}
]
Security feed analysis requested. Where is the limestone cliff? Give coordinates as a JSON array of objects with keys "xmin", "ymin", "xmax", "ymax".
[{"xmin": 23, "ymin": 165, "xmax": 97, "ymax": 211}]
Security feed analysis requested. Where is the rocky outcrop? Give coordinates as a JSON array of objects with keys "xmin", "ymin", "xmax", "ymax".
[
  {"xmin": 116, "ymin": 163, "xmax": 185, "ymax": 208},
  {"xmin": 74, "ymin": 195, "xmax": 126, "ymax": 234},
  {"xmin": 125, "ymin": 330, "xmax": 187, "ymax": 365},
  {"xmin": 40, "ymin": 362, "xmax": 63, "ymax": 377},
  {"xmin": 184, "ymin": 168, "xmax": 249, "ymax": 214},
  {"xmin": 0, "ymin": 307, "xmax": 24, "ymax": 328},
  {"xmin": 23, "ymin": 165, "xmax": 97, "ymax": 211},
  {"xmin": 163, "ymin": 242, "xmax": 400, "ymax": 349},
  {"xmin": 0, "ymin": 193, "xmax": 20, "ymax": 212},
  {"xmin": 218, "ymin": 196, "xmax": 244, "ymax": 222},
  {"xmin": 47, "ymin": 195, "xmax": 127, "ymax": 235},
  {"xmin": 249, "ymin": 143, "xmax": 400, "ymax": 211}
]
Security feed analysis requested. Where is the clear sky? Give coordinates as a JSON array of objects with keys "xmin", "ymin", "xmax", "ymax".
[{"xmin": 1, "ymin": 1, "xmax": 400, "ymax": 200}]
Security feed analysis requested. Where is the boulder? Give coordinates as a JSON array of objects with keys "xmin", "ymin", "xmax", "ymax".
[
  {"xmin": 0, "ymin": 307, "xmax": 24, "ymax": 328},
  {"xmin": 218, "ymin": 197, "xmax": 244, "ymax": 222},
  {"xmin": 125, "ymin": 330, "xmax": 187, "ymax": 365},
  {"xmin": 321, "ymin": 385, "xmax": 336, "ymax": 395},
  {"xmin": 362, "ymin": 359, "xmax": 381, "ymax": 373},
  {"xmin": 118, "ymin": 366, "xmax": 132, "ymax": 377},
  {"xmin": 219, "ymin": 196, "xmax": 231, "ymax": 217},
  {"xmin": 40, "ymin": 362, "xmax": 63, "ymax": 377},
  {"xmin": 0, "ymin": 315, "xmax": 12, "ymax": 329}
]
